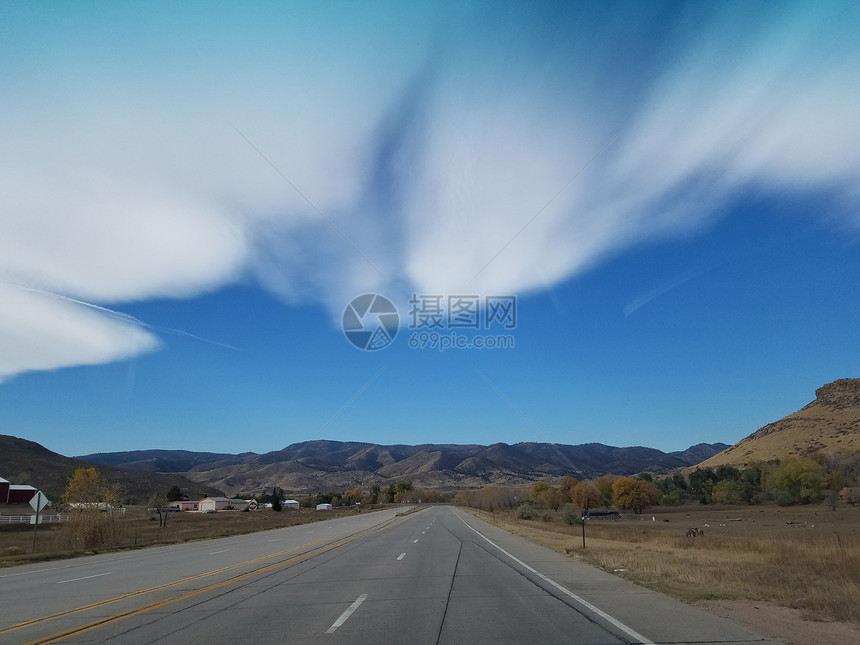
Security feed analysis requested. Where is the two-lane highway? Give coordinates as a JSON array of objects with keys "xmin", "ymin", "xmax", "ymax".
[{"xmin": 0, "ymin": 507, "xmax": 780, "ymax": 644}]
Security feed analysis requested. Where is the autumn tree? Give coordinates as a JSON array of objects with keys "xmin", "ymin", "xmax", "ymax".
[
  {"xmin": 530, "ymin": 481, "xmax": 551, "ymax": 501},
  {"xmin": 479, "ymin": 486, "xmax": 502, "ymax": 511},
  {"xmin": 570, "ymin": 481, "xmax": 601, "ymax": 509},
  {"xmin": 592, "ymin": 475, "xmax": 617, "ymax": 508},
  {"xmin": 64, "ymin": 467, "xmax": 124, "ymax": 549},
  {"xmin": 771, "ymin": 458, "xmax": 823, "ymax": 504},
  {"xmin": 611, "ymin": 477, "xmax": 659, "ymax": 514},
  {"xmin": 343, "ymin": 486, "xmax": 363, "ymax": 506},
  {"xmin": 559, "ymin": 476, "xmax": 578, "ymax": 503},
  {"xmin": 541, "ymin": 487, "xmax": 563, "ymax": 511},
  {"xmin": 711, "ymin": 480, "xmax": 744, "ymax": 505},
  {"xmin": 65, "ymin": 467, "xmax": 116, "ymax": 505}
]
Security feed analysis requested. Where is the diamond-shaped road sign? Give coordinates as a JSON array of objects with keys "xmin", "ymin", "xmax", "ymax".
[{"xmin": 29, "ymin": 491, "xmax": 49, "ymax": 513}]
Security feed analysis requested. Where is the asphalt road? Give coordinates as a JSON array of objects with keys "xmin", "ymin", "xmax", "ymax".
[{"xmin": 0, "ymin": 506, "xmax": 780, "ymax": 644}]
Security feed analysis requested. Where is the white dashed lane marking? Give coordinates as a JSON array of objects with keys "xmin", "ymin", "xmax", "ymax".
[
  {"xmin": 57, "ymin": 572, "xmax": 113, "ymax": 584},
  {"xmin": 326, "ymin": 594, "xmax": 368, "ymax": 633}
]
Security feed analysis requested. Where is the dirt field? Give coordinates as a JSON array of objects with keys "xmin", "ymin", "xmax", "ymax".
[
  {"xmin": 0, "ymin": 505, "xmax": 370, "ymax": 565},
  {"xmin": 466, "ymin": 502, "xmax": 860, "ymax": 645}
]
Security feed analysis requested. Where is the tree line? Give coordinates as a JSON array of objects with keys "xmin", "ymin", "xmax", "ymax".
[
  {"xmin": 239, "ymin": 480, "xmax": 454, "ymax": 509},
  {"xmin": 454, "ymin": 451, "xmax": 859, "ymax": 516}
]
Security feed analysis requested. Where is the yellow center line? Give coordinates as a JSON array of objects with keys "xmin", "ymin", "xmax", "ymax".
[
  {"xmin": 4, "ymin": 514, "xmax": 404, "ymax": 640},
  {"xmin": 26, "ymin": 533, "xmax": 369, "ymax": 645}
]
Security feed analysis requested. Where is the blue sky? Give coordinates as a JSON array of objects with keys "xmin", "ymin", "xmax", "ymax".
[{"xmin": 1, "ymin": 2, "xmax": 858, "ymax": 457}]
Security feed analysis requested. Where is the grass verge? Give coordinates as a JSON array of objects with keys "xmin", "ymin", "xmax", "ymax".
[
  {"xmin": 0, "ymin": 504, "xmax": 388, "ymax": 567},
  {"xmin": 465, "ymin": 503, "xmax": 860, "ymax": 623}
]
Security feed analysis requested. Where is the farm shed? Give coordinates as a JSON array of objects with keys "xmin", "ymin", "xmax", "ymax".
[
  {"xmin": 283, "ymin": 500, "xmax": 300, "ymax": 509},
  {"xmin": 7, "ymin": 484, "xmax": 37, "ymax": 504},
  {"xmin": 316, "ymin": 503, "xmax": 332, "ymax": 511}
]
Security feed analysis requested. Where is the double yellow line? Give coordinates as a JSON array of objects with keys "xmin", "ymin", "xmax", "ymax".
[{"xmin": 4, "ymin": 515, "xmax": 403, "ymax": 644}]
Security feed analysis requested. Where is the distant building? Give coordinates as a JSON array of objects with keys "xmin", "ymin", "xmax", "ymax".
[
  {"xmin": 199, "ymin": 497, "xmax": 250, "ymax": 512},
  {"xmin": 316, "ymin": 503, "xmax": 332, "ymax": 511},
  {"xmin": 171, "ymin": 501, "xmax": 199, "ymax": 511},
  {"xmin": 283, "ymin": 499, "xmax": 300, "ymax": 510}
]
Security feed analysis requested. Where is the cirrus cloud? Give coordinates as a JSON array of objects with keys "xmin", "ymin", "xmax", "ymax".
[{"xmin": 1, "ymin": 2, "xmax": 858, "ymax": 381}]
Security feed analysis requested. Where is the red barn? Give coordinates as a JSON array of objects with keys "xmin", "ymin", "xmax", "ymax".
[
  {"xmin": 7, "ymin": 484, "xmax": 37, "ymax": 504},
  {"xmin": 0, "ymin": 476, "xmax": 37, "ymax": 504}
]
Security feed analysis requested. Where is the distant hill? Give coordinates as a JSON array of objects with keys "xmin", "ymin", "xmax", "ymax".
[
  {"xmin": 0, "ymin": 435, "xmax": 224, "ymax": 503},
  {"xmin": 76, "ymin": 449, "xmax": 255, "ymax": 473},
  {"xmin": 697, "ymin": 378, "xmax": 860, "ymax": 468},
  {"xmin": 81, "ymin": 439, "xmax": 729, "ymax": 496}
]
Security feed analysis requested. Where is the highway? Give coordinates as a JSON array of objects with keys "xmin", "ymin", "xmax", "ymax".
[{"xmin": 0, "ymin": 506, "xmax": 779, "ymax": 644}]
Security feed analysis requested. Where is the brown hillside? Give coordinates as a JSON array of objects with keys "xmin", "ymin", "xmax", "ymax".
[
  {"xmin": 0, "ymin": 435, "xmax": 223, "ymax": 502},
  {"xmin": 698, "ymin": 378, "xmax": 860, "ymax": 468}
]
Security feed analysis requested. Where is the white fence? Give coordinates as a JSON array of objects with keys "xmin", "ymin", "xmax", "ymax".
[{"xmin": 0, "ymin": 514, "xmax": 69, "ymax": 524}]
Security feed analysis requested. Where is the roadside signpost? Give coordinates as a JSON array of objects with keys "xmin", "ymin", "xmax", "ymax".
[
  {"xmin": 581, "ymin": 509, "xmax": 587, "ymax": 549},
  {"xmin": 30, "ymin": 491, "xmax": 50, "ymax": 553},
  {"xmin": 248, "ymin": 501, "xmax": 258, "ymax": 511}
]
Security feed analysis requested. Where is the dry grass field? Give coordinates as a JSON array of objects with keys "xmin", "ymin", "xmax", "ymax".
[
  {"xmin": 0, "ymin": 505, "xmax": 368, "ymax": 566},
  {"xmin": 466, "ymin": 502, "xmax": 860, "ymax": 627}
]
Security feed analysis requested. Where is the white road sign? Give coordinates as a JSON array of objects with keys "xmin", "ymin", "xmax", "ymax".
[{"xmin": 29, "ymin": 491, "xmax": 49, "ymax": 513}]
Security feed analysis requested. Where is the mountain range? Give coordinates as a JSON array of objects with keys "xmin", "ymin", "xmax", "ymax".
[
  {"xmin": 4, "ymin": 378, "xmax": 855, "ymax": 500},
  {"xmin": 75, "ymin": 440, "xmax": 730, "ymax": 496}
]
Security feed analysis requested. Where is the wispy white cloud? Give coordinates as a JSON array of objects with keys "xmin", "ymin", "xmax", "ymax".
[
  {"xmin": 623, "ymin": 268, "xmax": 713, "ymax": 318},
  {"xmin": 1, "ymin": 2, "xmax": 858, "ymax": 381},
  {"xmin": 0, "ymin": 284, "xmax": 159, "ymax": 382}
]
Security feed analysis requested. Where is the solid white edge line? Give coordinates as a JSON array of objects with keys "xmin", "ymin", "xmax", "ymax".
[
  {"xmin": 397, "ymin": 553, "xmax": 406, "ymax": 561},
  {"xmin": 209, "ymin": 549, "xmax": 229, "ymax": 554},
  {"xmin": 455, "ymin": 512, "xmax": 655, "ymax": 645},
  {"xmin": 57, "ymin": 572, "xmax": 113, "ymax": 584},
  {"xmin": 326, "ymin": 593, "xmax": 368, "ymax": 634}
]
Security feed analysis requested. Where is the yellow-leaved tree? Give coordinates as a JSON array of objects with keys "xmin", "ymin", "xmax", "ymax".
[
  {"xmin": 611, "ymin": 477, "xmax": 659, "ymax": 514},
  {"xmin": 64, "ymin": 467, "xmax": 124, "ymax": 550}
]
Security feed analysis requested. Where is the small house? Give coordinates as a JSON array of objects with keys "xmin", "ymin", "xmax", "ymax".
[{"xmin": 199, "ymin": 497, "xmax": 250, "ymax": 512}]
